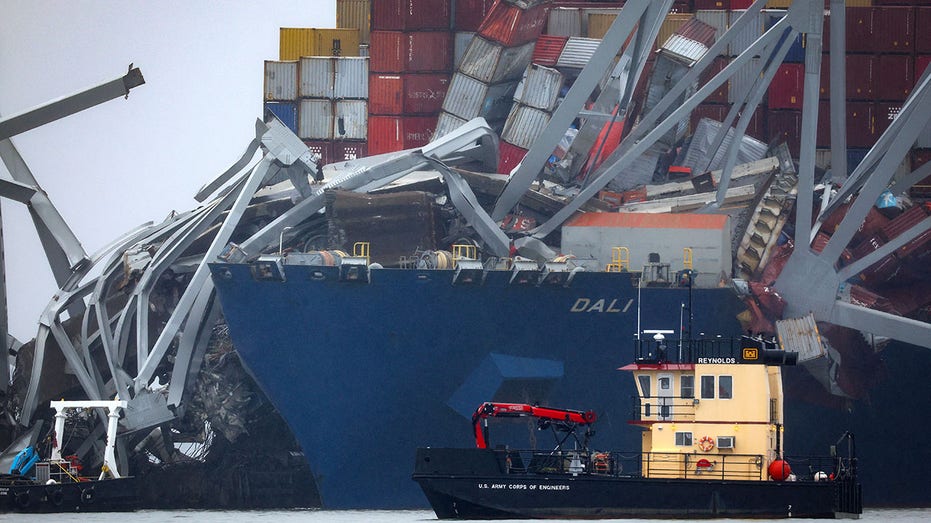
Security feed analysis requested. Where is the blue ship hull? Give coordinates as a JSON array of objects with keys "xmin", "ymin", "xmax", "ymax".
[{"xmin": 209, "ymin": 262, "xmax": 745, "ymax": 508}]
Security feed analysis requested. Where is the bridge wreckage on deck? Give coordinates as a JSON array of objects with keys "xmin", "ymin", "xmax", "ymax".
[{"xmin": 0, "ymin": 0, "xmax": 929, "ymax": 508}]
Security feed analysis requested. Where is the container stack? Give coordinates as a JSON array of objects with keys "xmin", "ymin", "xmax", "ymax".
[
  {"xmin": 367, "ymin": 0, "xmax": 454, "ymax": 155},
  {"xmin": 264, "ymin": 21, "xmax": 368, "ymax": 166},
  {"xmin": 434, "ymin": 0, "xmax": 550, "ymax": 143}
]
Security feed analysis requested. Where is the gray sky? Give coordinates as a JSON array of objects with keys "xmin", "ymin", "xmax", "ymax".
[{"xmin": 0, "ymin": 0, "xmax": 336, "ymax": 341}]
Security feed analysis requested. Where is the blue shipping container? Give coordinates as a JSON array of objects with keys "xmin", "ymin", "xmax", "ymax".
[
  {"xmin": 264, "ymin": 101, "xmax": 299, "ymax": 134},
  {"xmin": 764, "ymin": 12, "xmax": 804, "ymax": 63}
]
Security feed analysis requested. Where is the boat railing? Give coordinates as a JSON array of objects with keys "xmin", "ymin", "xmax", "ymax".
[
  {"xmin": 630, "ymin": 395, "xmax": 698, "ymax": 422},
  {"xmin": 493, "ymin": 448, "xmax": 855, "ymax": 484},
  {"xmin": 634, "ymin": 335, "xmax": 784, "ymax": 365}
]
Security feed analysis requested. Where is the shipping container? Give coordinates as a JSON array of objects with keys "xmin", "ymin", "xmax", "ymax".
[
  {"xmin": 371, "ymin": 0, "xmax": 450, "ymax": 31},
  {"xmin": 819, "ymin": 53, "xmax": 876, "ymax": 101},
  {"xmin": 334, "ymin": 57, "xmax": 369, "ymax": 99},
  {"xmin": 455, "ymin": 0, "xmax": 496, "ymax": 32},
  {"xmin": 265, "ymin": 101, "xmax": 299, "ymax": 134},
  {"xmin": 333, "ymin": 140, "xmax": 368, "ymax": 162},
  {"xmin": 279, "ymin": 28, "xmax": 361, "ymax": 60},
  {"xmin": 368, "ymin": 115, "xmax": 437, "ymax": 155},
  {"xmin": 694, "ymin": 10, "xmax": 728, "ymax": 44},
  {"xmin": 369, "ymin": 31, "xmax": 452, "ymax": 73},
  {"xmin": 264, "ymin": 60, "xmax": 299, "ymax": 101},
  {"xmin": 454, "ymin": 32, "xmax": 475, "ymax": 67},
  {"xmin": 728, "ymin": 9, "xmax": 764, "ymax": 57},
  {"xmin": 513, "ymin": 64, "xmax": 564, "ymax": 111},
  {"xmin": 918, "ymin": 8, "xmax": 931, "ymax": 54},
  {"xmin": 502, "ymin": 104, "xmax": 552, "ymax": 150},
  {"xmin": 433, "ymin": 111, "xmax": 469, "ymax": 140},
  {"xmin": 702, "ymin": 55, "xmax": 730, "ymax": 104},
  {"xmin": 846, "ymin": 7, "xmax": 914, "ymax": 53},
  {"xmin": 303, "ymin": 140, "xmax": 333, "ymax": 167},
  {"xmin": 531, "ymin": 35, "xmax": 570, "ymax": 67},
  {"xmin": 299, "ymin": 99, "xmax": 334, "ymax": 140},
  {"xmin": 337, "ymin": 0, "xmax": 371, "ymax": 43},
  {"xmin": 299, "ymin": 57, "xmax": 334, "ymax": 99},
  {"xmin": 443, "ymin": 73, "xmax": 519, "ymax": 121},
  {"xmin": 695, "ymin": 0, "xmax": 730, "ymax": 8},
  {"xmin": 548, "ymin": 7, "xmax": 583, "ymax": 37},
  {"xmin": 499, "ymin": 140, "xmax": 529, "ymax": 175},
  {"xmin": 817, "ymin": 101, "xmax": 875, "ymax": 148},
  {"xmin": 875, "ymin": 54, "xmax": 914, "ymax": 101},
  {"xmin": 768, "ymin": 62, "xmax": 804, "ymax": 109},
  {"xmin": 369, "ymin": 73, "xmax": 450, "ymax": 114},
  {"xmin": 459, "ymin": 37, "xmax": 536, "ymax": 84},
  {"xmin": 727, "ymin": 56, "xmax": 760, "ymax": 104},
  {"xmin": 656, "ymin": 13, "xmax": 694, "ymax": 50},
  {"xmin": 690, "ymin": 103, "xmax": 729, "ymax": 133},
  {"xmin": 767, "ymin": 108, "xmax": 802, "ymax": 157},
  {"xmin": 478, "ymin": 1, "xmax": 549, "ymax": 47},
  {"xmin": 587, "ymin": 12, "xmax": 617, "ymax": 40},
  {"xmin": 874, "ymin": 102, "xmax": 901, "ymax": 138},
  {"xmin": 762, "ymin": 10, "xmax": 805, "ymax": 63},
  {"xmin": 557, "ymin": 37, "xmax": 602, "ymax": 69},
  {"xmin": 334, "ymin": 100, "xmax": 367, "ymax": 140}
]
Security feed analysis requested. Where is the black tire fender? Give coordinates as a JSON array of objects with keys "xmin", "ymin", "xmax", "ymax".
[{"xmin": 81, "ymin": 487, "xmax": 95, "ymax": 504}]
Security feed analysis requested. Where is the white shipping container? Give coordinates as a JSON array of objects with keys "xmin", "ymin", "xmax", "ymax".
[
  {"xmin": 661, "ymin": 34, "xmax": 711, "ymax": 66},
  {"xmin": 432, "ymin": 111, "xmax": 468, "ymax": 141},
  {"xmin": 728, "ymin": 10, "xmax": 764, "ymax": 57},
  {"xmin": 299, "ymin": 99, "xmax": 334, "ymax": 139},
  {"xmin": 513, "ymin": 64, "xmax": 563, "ymax": 111},
  {"xmin": 334, "ymin": 100, "xmax": 367, "ymax": 139},
  {"xmin": 334, "ymin": 57, "xmax": 369, "ymax": 99},
  {"xmin": 265, "ymin": 60, "xmax": 299, "ymax": 101},
  {"xmin": 458, "ymin": 37, "xmax": 536, "ymax": 84},
  {"xmin": 502, "ymin": 104, "xmax": 551, "ymax": 150},
  {"xmin": 728, "ymin": 56, "xmax": 761, "ymax": 104},
  {"xmin": 548, "ymin": 7, "xmax": 582, "ymax": 37},
  {"xmin": 443, "ymin": 73, "xmax": 518, "ymax": 122},
  {"xmin": 454, "ymin": 32, "xmax": 475, "ymax": 68},
  {"xmin": 300, "ymin": 57, "xmax": 334, "ymax": 98},
  {"xmin": 556, "ymin": 37, "xmax": 601, "ymax": 69}
]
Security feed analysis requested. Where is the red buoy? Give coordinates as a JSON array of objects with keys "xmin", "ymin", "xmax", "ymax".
[{"xmin": 768, "ymin": 459, "xmax": 792, "ymax": 481}]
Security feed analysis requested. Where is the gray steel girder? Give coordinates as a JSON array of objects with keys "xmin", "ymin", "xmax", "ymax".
[{"xmin": 0, "ymin": 67, "xmax": 144, "ymax": 141}]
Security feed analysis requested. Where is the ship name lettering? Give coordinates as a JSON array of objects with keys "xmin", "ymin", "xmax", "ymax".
[
  {"xmin": 570, "ymin": 298, "xmax": 623, "ymax": 313},
  {"xmin": 698, "ymin": 357, "xmax": 737, "ymax": 364}
]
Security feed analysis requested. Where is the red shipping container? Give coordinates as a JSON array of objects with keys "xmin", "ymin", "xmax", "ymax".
[
  {"xmin": 498, "ymin": 140, "xmax": 528, "ymax": 175},
  {"xmin": 369, "ymin": 73, "xmax": 450, "ymax": 115},
  {"xmin": 478, "ymin": 2, "xmax": 549, "ymax": 48},
  {"xmin": 917, "ymin": 55, "xmax": 931, "ymax": 80},
  {"xmin": 911, "ymin": 148, "xmax": 931, "ymax": 169},
  {"xmin": 701, "ymin": 56, "xmax": 730, "ymax": 105},
  {"xmin": 876, "ymin": 54, "xmax": 914, "ymax": 101},
  {"xmin": 918, "ymin": 8, "xmax": 931, "ymax": 54},
  {"xmin": 694, "ymin": 0, "xmax": 730, "ymax": 8},
  {"xmin": 882, "ymin": 205, "xmax": 930, "ymax": 243},
  {"xmin": 817, "ymin": 101, "xmax": 875, "ymax": 149},
  {"xmin": 532, "ymin": 35, "xmax": 570, "ymax": 67},
  {"xmin": 874, "ymin": 102, "xmax": 902, "ymax": 137},
  {"xmin": 768, "ymin": 63, "xmax": 804, "ymax": 110},
  {"xmin": 368, "ymin": 115, "xmax": 437, "ymax": 155},
  {"xmin": 768, "ymin": 109, "xmax": 802, "ymax": 158},
  {"xmin": 369, "ymin": 31, "xmax": 452, "ymax": 73},
  {"xmin": 332, "ymin": 140, "xmax": 368, "ymax": 162},
  {"xmin": 303, "ymin": 140, "xmax": 333, "ymax": 167},
  {"xmin": 690, "ymin": 103, "xmax": 728, "ymax": 133},
  {"xmin": 820, "ymin": 54, "xmax": 876, "ymax": 101},
  {"xmin": 455, "ymin": 0, "xmax": 496, "ymax": 32},
  {"xmin": 846, "ymin": 7, "xmax": 914, "ymax": 53},
  {"xmin": 371, "ymin": 0, "xmax": 450, "ymax": 31}
]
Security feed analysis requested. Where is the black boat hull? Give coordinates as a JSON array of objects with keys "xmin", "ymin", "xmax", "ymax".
[
  {"xmin": 0, "ymin": 476, "xmax": 137, "ymax": 513},
  {"xmin": 412, "ymin": 449, "xmax": 862, "ymax": 519}
]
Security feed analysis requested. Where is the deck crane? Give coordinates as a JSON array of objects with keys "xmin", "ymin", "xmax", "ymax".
[{"xmin": 472, "ymin": 402, "xmax": 597, "ymax": 450}]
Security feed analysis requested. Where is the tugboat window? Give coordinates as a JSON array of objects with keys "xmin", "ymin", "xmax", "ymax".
[
  {"xmin": 638, "ymin": 375, "xmax": 651, "ymax": 398},
  {"xmin": 719, "ymin": 376, "xmax": 733, "ymax": 399},
  {"xmin": 675, "ymin": 432, "xmax": 692, "ymax": 446},
  {"xmin": 700, "ymin": 376, "xmax": 715, "ymax": 399},
  {"xmin": 681, "ymin": 375, "xmax": 694, "ymax": 399}
]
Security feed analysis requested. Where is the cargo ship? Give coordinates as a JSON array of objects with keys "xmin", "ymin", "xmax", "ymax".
[{"xmin": 412, "ymin": 336, "xmax": 862, "ymax": 519}]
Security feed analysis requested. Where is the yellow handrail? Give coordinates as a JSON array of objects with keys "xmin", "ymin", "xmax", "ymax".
[
  {"xmin": 606, "ymin": 246, "xmax": 629, "ymax": 272},
  {"xmin": 452, "ymin": 244, "xmax": 477, "ymax": 268},
  {"xmin": 353, "ymin": 242, "xmax": 370, "ymax": 265},
  {"xmin": 683, "ymin": 247, "xmax": 693, "ymax": 271}
]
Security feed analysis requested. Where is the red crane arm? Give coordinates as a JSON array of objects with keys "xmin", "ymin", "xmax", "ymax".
[{"xmin": 471, "ymin": 402, "xmax": 597, "ymax": 449}]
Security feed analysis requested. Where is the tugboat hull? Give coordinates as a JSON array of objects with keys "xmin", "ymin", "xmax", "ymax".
[{"xmin": 413, "ymin": 449, "xmax": 862, "ymax": 520}]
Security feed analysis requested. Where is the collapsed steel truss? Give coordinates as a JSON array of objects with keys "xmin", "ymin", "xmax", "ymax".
[{"xmin": 1, "ymin": 0, "xmax": 929, "ymax": 474}]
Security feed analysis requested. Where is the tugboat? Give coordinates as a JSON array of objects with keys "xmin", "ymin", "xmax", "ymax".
[
  {"xmin": 1, "ymin": 400, "xmax": 137, "ymax": 512},
  {"xmin": 412, "ymin": 334, "xmax": 862, "ymax": 519}
]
